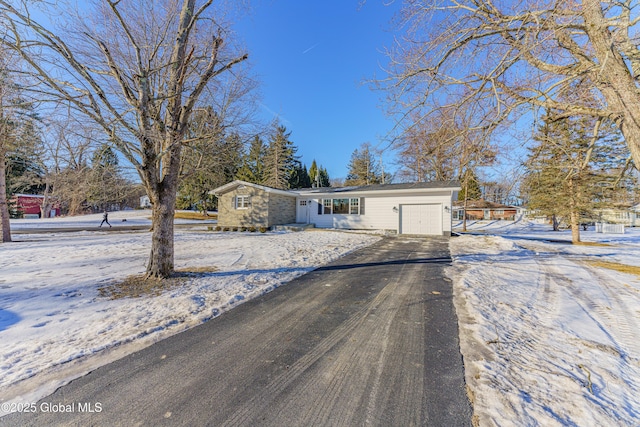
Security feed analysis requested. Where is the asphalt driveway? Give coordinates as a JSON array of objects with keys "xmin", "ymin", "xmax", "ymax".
[{"xmin": 2, "ymin": 236, "xmax": 472, "ymax": 426}]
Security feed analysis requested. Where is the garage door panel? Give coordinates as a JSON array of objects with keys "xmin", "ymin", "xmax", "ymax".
[{"xmin": 400, "ymin": 204, "xmax": 442, "ymax": 235}]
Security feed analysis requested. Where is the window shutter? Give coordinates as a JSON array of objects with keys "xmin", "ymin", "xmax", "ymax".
[
  {"xmin": 360, "ymin": 197, "xmax": 365, "ymax": 215},
  {"xmin": 318, "ymin": 199, "xmax": 323, "ymax": 215},
  {"xmin": 232, "ymin": 196, "xmax": 236, "ymax": 209}
]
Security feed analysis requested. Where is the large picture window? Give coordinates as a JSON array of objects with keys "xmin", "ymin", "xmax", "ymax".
[
  {"xmin": 332, "ymin": 198, "xmax": 349, "ymax": 214},
  {"xmin": 319, "ymin": 198, "xmax": 364, "ymax": 215}
]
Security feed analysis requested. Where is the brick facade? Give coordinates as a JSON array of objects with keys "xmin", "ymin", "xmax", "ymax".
[{"xmin": 217, "ymin": 186, "xmax": 296, "ymax": 228}]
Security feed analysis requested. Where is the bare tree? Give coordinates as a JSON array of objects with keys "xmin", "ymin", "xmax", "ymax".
[
  {"xmin": 396, "ymin": 111, "xmax": 460, "ymax": 182},
  {"xmin": 0, "ymin": 0, "xmax": 248, "ymax": 277},
  {"xmin": 46, "ymin": 117, "xmax": 96, "ymax": 216},
  {"xmin": 0, "ymin": 52, "xmax": 12, "ymax": 243},
  {"xmin": 0, "ymin": 47, "xmax": 22, "ymax": 242},
  {"xmin": 382, "ymin": 0, "xmax": 640, "ymax": 171}
]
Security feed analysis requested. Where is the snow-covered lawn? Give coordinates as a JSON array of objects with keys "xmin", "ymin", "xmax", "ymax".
[
  {"xmin": 450, "ymin": 220, "xmax": 640, "ymax": 426},
  {"xmin": 0, "ymin": 214, "xmax": 380, "ymax": 414},
  {"xmin": 3, "ymin": 213, "xmax": 640, "ymax": 426}
]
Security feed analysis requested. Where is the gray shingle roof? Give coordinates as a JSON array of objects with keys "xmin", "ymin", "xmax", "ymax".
[{"xmin": 295, "ymin": 181, "xmax": 460, "ymax": 194}]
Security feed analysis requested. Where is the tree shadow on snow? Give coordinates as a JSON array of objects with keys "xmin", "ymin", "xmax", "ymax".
[{"xmin": 0, "ymin": 309, "xmax": 21, "ymax": 332}]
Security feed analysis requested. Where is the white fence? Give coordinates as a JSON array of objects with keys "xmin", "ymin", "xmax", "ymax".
[{"xmin": 595, "ymin": 222, "xmax": 625, "ymax": 234}]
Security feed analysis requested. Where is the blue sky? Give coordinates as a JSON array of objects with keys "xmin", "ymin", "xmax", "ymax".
[{"xmin": 236, "ymin": 0, "xmax": 402, "ymax": 180}]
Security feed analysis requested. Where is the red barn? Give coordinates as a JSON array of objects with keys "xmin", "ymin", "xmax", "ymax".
[{"xmin": 12, "ymin": 194, "xmax": 60, "ymax": 218}]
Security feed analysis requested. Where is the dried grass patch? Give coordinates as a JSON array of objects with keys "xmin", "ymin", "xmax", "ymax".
[
  {"xmin": 174, "ymin": 211, "xmax": 217, "ymax": 220},
  {"xmin": 98, "ymin": 266, "xmax": 219, "ymax": 299},
  {"xmin": 585, "ymin": 260, "xmax": 640, "ymax": 278},
  {"xmin": 574, "ymin": 241, "xmax": 612, "ymax": 247}
]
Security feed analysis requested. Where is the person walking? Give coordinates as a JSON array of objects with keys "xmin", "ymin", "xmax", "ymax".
[{"xmin": 100, "ymin": 210, "xmax": 112, "ymax": 228}]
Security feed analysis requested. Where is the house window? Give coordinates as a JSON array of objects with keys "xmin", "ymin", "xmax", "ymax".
[
  {"xmin": 299, "ymin": 200, "xmax": 307, "ymax": 206},
  {"xmin": 333, "ymin": 198, "xmax": 350, "ymax": 214},
  {"xmin": 236, "ymin": 195, "xmax": 250, "ymax": 209},
  {"xmin": 495, "ymin": 209, "xmax": 504, "ymax": 215},
  {"xmin": 350, "ymin": 198, "xmax": 359, "ymax": 214},
  {"xmin": 323, "ymin": 199, "xmax": 332, "ymax": 214}
]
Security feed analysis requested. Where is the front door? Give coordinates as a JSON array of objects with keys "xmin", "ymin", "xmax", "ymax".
[{"xmin": 296, "ymin": 200, "xmax": 310, "ymax": 223}]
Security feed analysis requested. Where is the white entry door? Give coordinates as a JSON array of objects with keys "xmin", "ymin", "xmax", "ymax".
[
  {"xmin": 296, "ymin": 200, "xmax": 310, "ymax": 223},
  {"xmin": 400, "ymin": 204, "xmax": 442, "ymax": 235}
]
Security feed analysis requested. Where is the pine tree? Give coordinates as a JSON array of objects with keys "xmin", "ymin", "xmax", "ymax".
[
  {"xmin": 457, "ymin": 169, "xmax": 482, "ymax": 201},
  {"xmin": 262, "ymin": 124, "xmax": 298, "ymax": 190},
  {"xmin": 308, "ymin": 159, "xmax": 331, "ymax": 187},
  {"xmin": 318, "ymin": 167, "xmax": 331, "ymax": 187},
  {"xmin": 309, "ymin": 160, "xmax": 318, "ymax": 186},
  {"xmin": 289, "ymin": 163, "xmax": 311, "ymax": 189},
  {"xmin": 345, "ymin": 142, "xmax": 383, "ymax": 186},
  {"xmin": 236, "ymin": 135, "xmax": 265, "ymax": 184},
  {"xmin": 522, "ymin": 110, "xmax": 629, "ymax": 242},
  {"xmin": 176, "ymin": 125, "xmax": 243, "ymax": 215}
]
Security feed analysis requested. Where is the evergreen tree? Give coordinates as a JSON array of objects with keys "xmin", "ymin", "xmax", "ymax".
[
  {"xmin": 457, "ymin": 169, "xmax": 482, "ymax": 201},
  {"xmin": 177, "ymin": 107, "xmax": 244, "ymax": 213},
  {"xmin": 308, "ymin": 159, "xmax": 331, "ymax": 187},
  {"xmin": 318, "ymin": 167, "xmax": 331, "ymax": 187},
  {"xmin": 345, "ymin": 142, "xmax": 383, "ymax": 186},
  {"xmin": 289, "ymin": 163, "xmax": 311, "ymax": 189},
  {"xmin": 309, "ymin": 159, "xmax": 318, "ymax": 186},
  {"xmin": 522, "ymin": 110, "xmax": 629, "ymax": 242},
  {"xmin": 236, "ymin": 135, "xmax": 265, "ymax": 184},
  {"xmin": 262, "ymin": 124, "xmax": 298, "ymax": 189}
]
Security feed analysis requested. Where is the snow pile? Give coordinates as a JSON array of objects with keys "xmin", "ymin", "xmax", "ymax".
[
  {"xmin": 448, "ymin": 225, "xmax": 640, "ymax": 426},
  {"xmin": 0, "ymin": 223, "xmax": 379, "ymax": 412}
]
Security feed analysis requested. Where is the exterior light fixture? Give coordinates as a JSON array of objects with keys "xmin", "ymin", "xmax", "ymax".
[{"xmin": 392, "ymin": 206, "xmax": 398, "ymax": 213}]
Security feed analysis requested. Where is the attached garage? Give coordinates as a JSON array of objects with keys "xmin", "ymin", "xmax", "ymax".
[
  {"xmin": 400, "ymin": 204, "xmax": 443, "ymax": 235},
  {"xmin": 212, "ymin": 180, "xmax": 460, "ymax": 236},
  {"xmin": 295, "ymin": 181, "xmax": 459, "ymax": 236}
]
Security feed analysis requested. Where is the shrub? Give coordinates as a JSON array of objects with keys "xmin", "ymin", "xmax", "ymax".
[
  {"xmin": 222, "ymin": 227, "xmax": 230, "ymax": 232},
  {"xmin": 248, "ymin": 226, "xmax": 257, "ymax": 232},
  {"xmin": 259, "ymin": 227, "xmax": 268, "ymax": 233},
  {"xmin": 232, "ymin": 226, "xmax": 239, "ymax": 232},
  {"xmin": 215, "ymin": 226, "xmax": 222, "ymax": 232},
  {"xmin": 240, "ymin": 226, "xmax": 248, "ymax": 232}
]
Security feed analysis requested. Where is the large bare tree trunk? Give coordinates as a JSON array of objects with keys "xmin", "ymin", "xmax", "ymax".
[
  {"xmin": 582, "ymin": 0, "xmax": 640, "ymax": 171},
  {"xmin": 147, "ymin": 194, "xmax": 176, "ymax": 279},
  {"xmin": 0, "ymin": 151, "xmax": 11, "ymax": 242},
  {"xmin": 144, "ymin": 140, "xmax": 182, "ymax": 278}
]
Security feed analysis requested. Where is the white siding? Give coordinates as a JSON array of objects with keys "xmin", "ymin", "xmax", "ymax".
[{"xmin": 302, "ymin": 192, "xmax": 454, "ymax": 235}]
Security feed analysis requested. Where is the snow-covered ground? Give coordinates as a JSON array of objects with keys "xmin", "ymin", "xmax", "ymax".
[
  {"xmin": 450, "ymin": 220, "xmax": 640, "ymax": 426},
  {"xmin": 2, "ymin": 214, "xmax": 639, "ymax": 426},
  {"xmin": 0, "ymin": 212, "xmax": 380, "ymax": 414}
]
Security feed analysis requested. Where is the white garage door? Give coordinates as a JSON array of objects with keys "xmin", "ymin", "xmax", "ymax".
[{"xmin": 400, "ymin": 204, "xmax": 442, "ymax": 235}]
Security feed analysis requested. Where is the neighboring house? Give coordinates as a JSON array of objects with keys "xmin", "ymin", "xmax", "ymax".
[
  {"xmin": 211, "ymin": 180, "xmax": 460, "ymax": 236},
  {"xmin": 453, "ymin": 200, "xmax": 518, "ymax": 221},
  {"xmin": 593, "ymin": 206, "xmax": 639, "ymax": 226},
  {"xmin": 140, "ymin": 195, "xmax": 151, "ymax": 208},
  {"xmin": 11, "ymin": 194, "xmax": 60, "ymax": 218}
]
